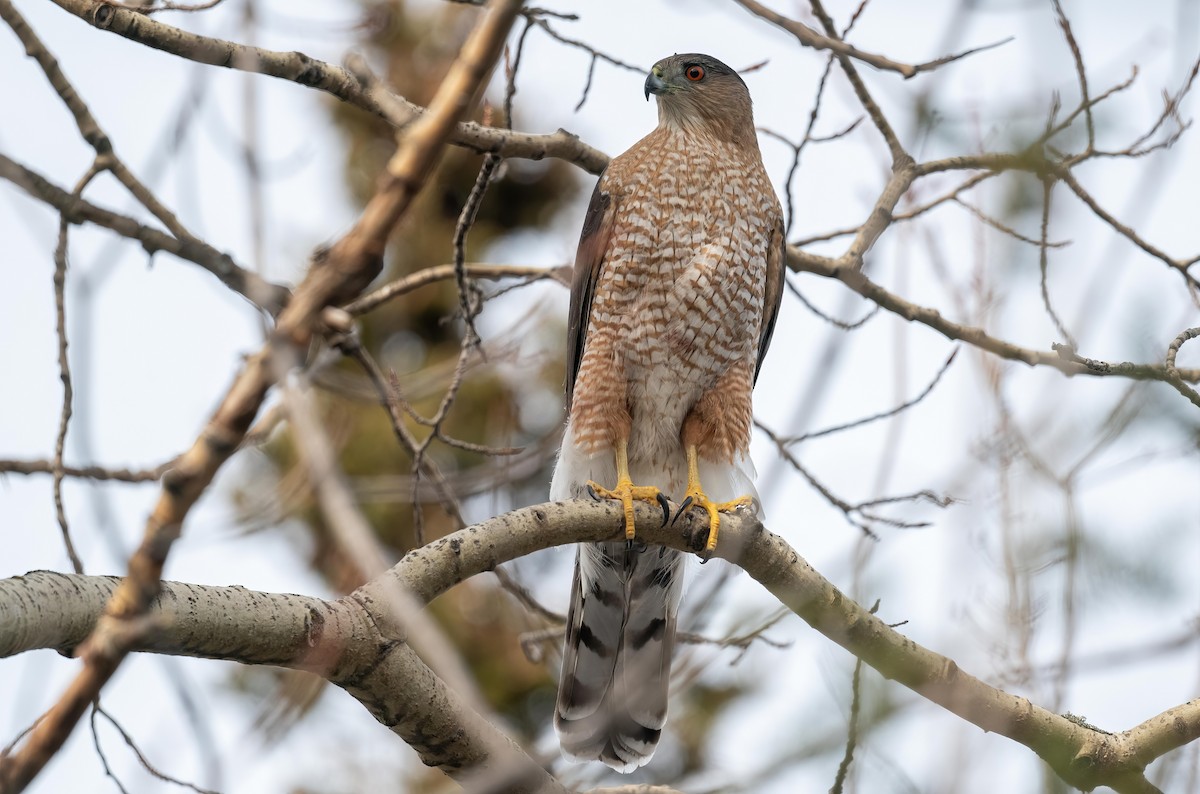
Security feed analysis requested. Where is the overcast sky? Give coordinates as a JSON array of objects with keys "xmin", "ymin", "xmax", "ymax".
[{"xmin": 3, "ymin": 1, "xmax": 1199, "ymax": 792}]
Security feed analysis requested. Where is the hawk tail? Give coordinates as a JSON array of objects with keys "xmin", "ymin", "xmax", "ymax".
[{"xmin": 554, "ymin": 541, "xmax": 685, "ymax": 772}]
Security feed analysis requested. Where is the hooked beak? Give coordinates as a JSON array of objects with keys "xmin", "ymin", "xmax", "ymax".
[{"xmin": 644, "ymin": 69, "xmax": 668, "ymax": 101}]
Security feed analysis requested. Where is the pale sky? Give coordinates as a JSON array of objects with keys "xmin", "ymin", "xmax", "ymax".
[{"xmin": 2, "ymin": 1, "xmax": 1199, "ymax": 792}]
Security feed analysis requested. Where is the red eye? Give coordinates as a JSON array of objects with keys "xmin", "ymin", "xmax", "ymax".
[{"xmin": 685, "ymin": 65, "xmax": 705, "ymax": 82}]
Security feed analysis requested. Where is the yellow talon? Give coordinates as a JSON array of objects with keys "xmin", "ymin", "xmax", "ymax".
[
  {"xmin": 588, "ymin": 478, "xmax": 665, "ymax": 540},
  {"xmin": 588, "ymin": 438, "xmax": 666, "ymax": 539},
  {"xmin": 681, "ymin": 445, "xmax": 753, "ymax": 552}
]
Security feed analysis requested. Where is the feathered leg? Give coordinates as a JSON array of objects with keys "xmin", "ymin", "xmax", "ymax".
[
  {"xmin": 677, "ymin": 445, "xmax": 754, "ymax": 552},
  {"xmin": 676, "ymin": 363, "xmax": 757, "ymax": 552},
  {"xmin": 586, "ymin": 437, "xmax": 670, "ymax": 538}
]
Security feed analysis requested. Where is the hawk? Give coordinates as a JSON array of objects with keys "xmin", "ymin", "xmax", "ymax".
[{"xmin": 550, "ymin": 54, "xmax": 784, "ymax": 771}]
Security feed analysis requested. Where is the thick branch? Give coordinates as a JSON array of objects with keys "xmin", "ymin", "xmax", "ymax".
[
  {"xmin": 258, "ymin": 503, "xmax": 1200, "ymax": 792},
  {"xmin": 0, "ymin": 572, "xmax": 564, "ymax": 794},
  {"xmin": 1, "ymin": 500, "xmax": 1185, "ymax": 792},
  {"xmin": 1124, "ymin": 701, "xmax": 1200, "ymax": 769}
]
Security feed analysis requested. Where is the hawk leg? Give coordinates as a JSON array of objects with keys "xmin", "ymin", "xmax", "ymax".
[
  {"xmin": 587, "ymin": 438, "xmax": 669, "ymax": 539},
  {"xmin": 677, "ymin": 445, "xmax": 754, "ymax": 553}
]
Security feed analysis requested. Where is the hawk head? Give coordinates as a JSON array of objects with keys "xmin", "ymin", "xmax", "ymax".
[{"xmin": 644, "ymin": 53, "xmax": 754, "ymax": 144}]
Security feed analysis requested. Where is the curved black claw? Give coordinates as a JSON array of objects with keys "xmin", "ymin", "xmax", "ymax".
[
  {"xmin": 586, "ymin": 483, "xmax": 600, "ymax": 502},
  {"xmin": 670, "ymin": 495, "xmax": 694, "ymax": 526},
  {"xmin": 656, "ymin": 492, "xmax": 670, "ymax": 526}
]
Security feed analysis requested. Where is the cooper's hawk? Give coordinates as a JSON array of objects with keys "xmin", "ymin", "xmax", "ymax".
[{"xmin": 550, "ymin": 54, "xmax": 784, "ymax": 771}]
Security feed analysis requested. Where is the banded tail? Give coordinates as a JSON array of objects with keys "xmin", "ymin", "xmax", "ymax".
[{"xmin": 553, "ymin": 540, "xmax": 685, "ymax": 771}]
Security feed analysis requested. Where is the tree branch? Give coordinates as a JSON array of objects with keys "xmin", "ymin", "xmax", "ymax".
[
  {"xmin": 45, "ymin": 0, "xmax": 609, "ymax": 174},
  {"xmin": 0, "ymin": 153, "xmax": 289, "ymax": 314},
  {"xmin": 787, "ymin": 247, "xmax": 1200, "ymax": 385},
  {"xmin": 0, "ymin": 571, "xmax": 566, "ymax": 794},
  {"xmin": 729, "ymin": 0, "xmax": 1009, "ymax": 80},
  {"xmin": 344, "ymin": 263, "xmax": 568, "ymax": 316},
  {"xmin": 0, "ymin": 499, "xmax": 1183, "ymax": 793},
  {"xmin": 0, "ymin": 458, "xmax": 171, "ymax": 483}
]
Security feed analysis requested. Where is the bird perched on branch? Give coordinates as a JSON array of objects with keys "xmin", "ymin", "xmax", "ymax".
[{"xmin": 551, "ymin": 53, "xmax": 784, "ymax": 771}]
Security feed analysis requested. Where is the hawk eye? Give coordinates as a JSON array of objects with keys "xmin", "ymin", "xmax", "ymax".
[{"xmin": 684, "ymin": 65, "xmax": 705, "ymax": 82}]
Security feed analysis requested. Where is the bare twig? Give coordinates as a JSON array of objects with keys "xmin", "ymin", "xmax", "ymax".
[
  {"xmin": 0, "ymin": 153, "xmax": 289, "ymax": 314},
  {"xmin": 831, "ymin": 632, "xmax": 869, "ymax": 792},
  {"xmin": 789, "ymin": 248, "xmax": 1200, "ymax": 386},
  {"xmin": 346, "ymin": 262, "xmax": 566, "ymax": 315},
  {"xmin": 1037, "ymin": 179, "xmax": 1078, "ymax": 348},
  {"xmin": 49, "ymin": 164, "xmax": 108, "ymax": 576},
  {"xmin": 756, "ymin": 422, "xmax": 949, "ymax": 536},
  {"xmin": 1058, "ymin": 169, "xmax": 1200, "ymax": 290},
  {"xmin": 785, "ymin": 278, "xmax": 879, "ymax": 330},
  {"xmin": 680, "ymin": 607, "xmax": 792, "ymax": 662},
  {"xmin": 409, "ymin": 341, "xmax": 475, "ymax": 544},
  {"xmin": 0, "ymin": 459, "xmax": 172, "ymax": 482},
  {"xmin": 451, "ymin": 157, "xmax": 499, "ymax": 348},
  {"xmin": 1052, "ymin": 0, "xmax": 1094, "ymax": 150},
  {"xmin": 777, "ymin": 348, "xmax": 958, "ymax": 445},
  {"xmin": 92, "ymin": 706, "xmax": 218, "ymax": 794},
  {"xmin": 1164, "ymin": 327, "xmax": 1200, "ymax": 408},
  {"xmin": 523, "ymin": 16, "xmax": 643, "ymax": 110},
  {"xmin": 502, "ymin": 17, "xmax": 534, "ymax": 127},
  {"xmin": 2, "ymin": 0, "xmax": 197, "ymax": 244},
  {"xmin": 528, "ymin": 17, "xmax": 643, "ymax": 75},
  {"xmin": 790, "ymin": 170, "xmax": 998, "ymax": 248},
  {"xmin": 333, "ymin": 333, "xmax": 468, "ymax": 527},
  {"xmin": 806, "ymin": 0, "xmax": 908, "ymax": 167},
  {"xmin": 494, "ymin": 566, "xmax": 562, "ymax": 623},
  {"xmin": 42, "ymin": 0, "xmax": 609, "ymax": 174},
  {"xmin": 88, "ymin": 706, "xmax": 129, "ymax": 794},
  {"xmin": 955, "ymin": 195, "xmax": 1069, "ymax": 249},
  {"xmin": 757, "ymin": 0, "xmax": 865, "ymax": 237},
  {"xmin": 730, "ymin": 0, "xmax": 1009, "ymax": 80}
]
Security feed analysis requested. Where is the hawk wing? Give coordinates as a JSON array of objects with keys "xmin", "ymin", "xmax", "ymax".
[
  {"xmin": 754, "ymin": 215, "xmax": 786, "ymax": 384},
  {"xmin": 564, "ymin": 177, "xmax": 615, "ymax": 411}
]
